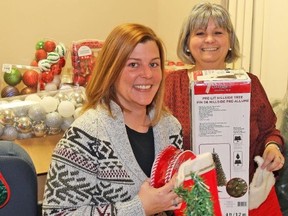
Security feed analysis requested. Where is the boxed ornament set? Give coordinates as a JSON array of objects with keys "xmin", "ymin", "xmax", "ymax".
[
  {"xmin": 71, "ymin": 39, "xmax": 104, "ymax": 86},
  {"xmin": 0, "ymin": 86, "xmax": 85, "ymax": 141},
  {"xmin": 190, "ymin": 69, "xmax": 251, "ymax": 215},
  {"xmin": 1, "ymin": 64, "xmax": 41, "ymax": 98},
  {"xmin": 31, "ymin": 39, "xmax": 68, "ymax": 91}
]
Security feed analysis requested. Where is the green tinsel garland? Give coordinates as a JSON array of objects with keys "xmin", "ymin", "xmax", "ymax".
[{"xmin": 174, "ymin": 172, "xmax": 214, "ymax": 216}]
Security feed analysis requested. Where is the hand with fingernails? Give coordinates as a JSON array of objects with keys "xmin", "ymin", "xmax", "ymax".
[
  {"xmin": 138, "ymin": 174, "xmax": 182, "ymax": 215},
  {"xmin": 262, "ymin": 143, "xmax": 285, "ymax": 171}
]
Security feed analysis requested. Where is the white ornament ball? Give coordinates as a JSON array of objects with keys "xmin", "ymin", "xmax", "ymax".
[
  {"xmin": 25, "ymin": 94, "xmax": 42, "ymax": 103},
  {"xmin": 58, "ymin": 101, "xmax": 75, "ymax": 118},
  {"xmin": 52, "ymin": 75, "xmax": 61, "ymax": 87},
  {"xmin": 55, "ymin": 43, "xmax": 67, "ymax": 57},
  {"xmin": 44, "ymin": 82, "xmax": 58, "ymax": 91},
  {"xmin": 38, "ymin": 59, "xmax": 51, "ymax": 72},
  {"xmin": 47, "ymin": 52, "xmax": 60, "ymax": 64},
  {"xmin": 40, "ymin": 96, "xmax": 59, "ymax": 113},
  {"xmin": 74, "ymin": 107, "xmax": 82, "ymax": 119}
]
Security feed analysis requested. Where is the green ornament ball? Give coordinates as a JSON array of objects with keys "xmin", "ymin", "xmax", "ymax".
[
  {"xmin": 36, "ymin": 40, "xmax": 45, "ymax": 50},
  {"xmin": 3, "ymin": 68, "xmax": 22, "ymax": 86}
]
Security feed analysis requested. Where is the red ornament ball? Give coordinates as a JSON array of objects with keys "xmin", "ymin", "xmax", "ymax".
[
  {"xmin": 30, "ymin": 60, "xmax": 38, "ymax": 67},
  {"xmin": 44, "ymin": 40, "xmax": 56, "ymax": 52},
  {"xmin": 1, "ymin": 86, "xmax": 20, "ymax": 98},
  {"xmin": 35, "ymin": 49, "xmax": 47, "ymax": 61},
  {"xmin": 58, "ymin": 57, "xmax": 66, "ymax": 68},
  {"xmin": 41, "ymin": 71, "xmax": 54, "ymax": 83},
  {"xmin": 22, "ymin": 70, "xmax": 39, "ymax": 87},
  {"xmin": 51, "ymin": 64, "xmax": 61, "ymax": 75},
  {"xmin": 73, "ymin": 74, "xmax": 87, "ymax": 86}
]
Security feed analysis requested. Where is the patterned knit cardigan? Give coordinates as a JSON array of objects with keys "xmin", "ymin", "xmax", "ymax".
[{"xmin": 42, "ymin": 101, "xmax": 183, "ymax": 216}]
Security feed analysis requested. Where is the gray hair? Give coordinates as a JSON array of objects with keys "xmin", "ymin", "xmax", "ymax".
[{"xmin": 177, "ymin": 2, "xmax": 240, "ymax": 64}]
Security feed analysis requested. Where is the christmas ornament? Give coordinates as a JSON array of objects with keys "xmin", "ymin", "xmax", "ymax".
[
  {"xmin": 17, "ymin": 132, "xmax": 33, "ymax": 139},
  {"xmin": 3, "ymin": 68, "xmax": 22, "ymax": 86},
  {"xmin": 45, "ymin": 112, "xmax": 63, "ymax": 128},
  {"xmin": 40, "ymin": 96, "xmax": 59, "ymax": 113},
  {"xmin": 33, "ymin": 121, "xmax": 47, "ymax": 137},
  {"xmin": 21, "ymin": 87, "xmax": 37, "ymax": 95},
  {"xmin": 55, "ymin": 43, "xmax": 67, "ymax": 57},
  {"xmin": 58, "ymin": 100, "xmax": 75, "ymax": 118},
  {"xmin": 1, "ymin": 86, "xmax": 20, "ymax": 98},
  {"xmin": 74, "ymin": 107, "xmax": 82, "ymax": 119},
  {"xmin": 47, "ymin": 52, "xmax": 60, "ymax": 64},
  {"xmin": 55, "ymin": 92, "xmax": 68, "ymax": 102},
  {"xmin": 1, "ymin": 126, "xmax": 18, "ymax": 140},
  {"xmin": 52, "ymin": 75, "xmax": 61, "ymax": 87},
  {"xmin": 28, "ymin": 104, "xmax": 46, "ymax": 122},
  {"xmin": 48, "ymin": 127, "xmax": 62, "ymax": 135},
  {"xmin": 25, "ymin": 94, "xmax": 42, "ymax": 102},
  {"xmin": 35, "ymin": 49, "xmax": 47, "ymax": 61},
  {"xmin": 44, "ymin": 83, "xmax": 58, "ymax": 91},
  {"xmin": 41, "ymin": 71, "xmax": 54, "ymax": 83},
  {"xmin": 61, "ymin": 116, "xmax": 74, "ymax": 131},
  {"xmin": 38, "ymin": 59, "xmax": 51, "ymax": 72},
  {"xmin": 35, "ymin": 40, "xmax": 45, "ymax": 50},
  {"xmin": 15, "ymin": 116, "xmax": 33, "ymax": 133},
  {"xmin": 69, "ymin": 91, "xmax": 85, "ymax": 105},
  {"xmin": 44, "ymin": 40, "xmax": 56, "ymax": 52},
  {"xmin": 0, "ymin": 109, "xmax": 15, "ymax": 125},
  {"xmin": 22, "ymin": 70, "xmax": 39, "ymax": 87},
  {"xmin": 12, "ymin": 102, "xmax": 29, "ymax": 117}
]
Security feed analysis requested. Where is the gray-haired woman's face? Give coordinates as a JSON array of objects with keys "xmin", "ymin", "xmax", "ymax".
[{"xmin": 188, "ymin": 18, "xmax": 230, "ymax": 70}]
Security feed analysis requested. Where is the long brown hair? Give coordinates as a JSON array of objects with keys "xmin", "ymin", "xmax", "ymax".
[{"xmin": 82, "ymin": 23, "xmax": 168, "ymax": 125}]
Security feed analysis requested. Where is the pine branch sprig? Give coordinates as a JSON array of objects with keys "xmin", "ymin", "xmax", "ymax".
[{"xmin": 174, "ymin": 172, "xmax": 214, "ymax": 216}]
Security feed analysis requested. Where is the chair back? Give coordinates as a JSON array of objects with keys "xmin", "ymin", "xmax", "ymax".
[{"xmin": 0, "ymin": 141, "xmax": 38, "ymax": 216}]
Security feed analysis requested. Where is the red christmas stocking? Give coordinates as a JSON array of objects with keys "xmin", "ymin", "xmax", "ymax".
[{"xmin": 174, "ymin": 152, "xmax": 222, "ymax": 216}]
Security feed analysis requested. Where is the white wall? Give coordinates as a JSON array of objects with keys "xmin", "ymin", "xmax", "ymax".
[
  {"xmin": 258, "ymin": 0, "xmax": 288, "ymax": 101},
  {"xmin": 157, "ymin": 0, "xmax": 221, "ymax": 61},
  {"xmin": 0, "ymin": 0, "xmax": 220, "ymax": 69}
]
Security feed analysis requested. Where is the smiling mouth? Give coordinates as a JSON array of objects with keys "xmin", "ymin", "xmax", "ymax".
[
  {"xmin": 202, "ymin": 47, "xmax": 218, "ymax": 51},
  {"xmin": 134, "ymin": 85, "xmax": 152, "ymax": 90}
]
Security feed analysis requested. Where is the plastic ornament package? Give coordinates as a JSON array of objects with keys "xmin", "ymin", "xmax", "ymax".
[
  {"xmin": 71, "ymin": 39, "xmax": 104, "ymax": 86},
  {"xmin": 1, "ymin": 64, "xmax": 41, "ymax": 98},
  {"xmin": 31, "ymin": 39, "xmax": 67, "ymax": 91},
  {"xmin": 0, "ymin": 86, "xmax": 85, "ymax": 141}
]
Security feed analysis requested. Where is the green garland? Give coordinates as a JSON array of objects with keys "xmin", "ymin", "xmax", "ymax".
[{"xmin": 174, "ymin": 172, "xmax": 214, "ymax": 216}]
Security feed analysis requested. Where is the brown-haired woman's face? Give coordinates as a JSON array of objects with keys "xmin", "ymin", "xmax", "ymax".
[
  {"xmin": 189, "ymin": 18, "xmax": 230, "ymax": 69},
  {"xmin": 114, "ymin": 40, "xmax": 162, "ymax": 110}
]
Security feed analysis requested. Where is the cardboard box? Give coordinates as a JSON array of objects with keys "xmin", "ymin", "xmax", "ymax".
[{"xmin": 190, "ymin": 69, "xmax": 251, "ymax": 215}]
